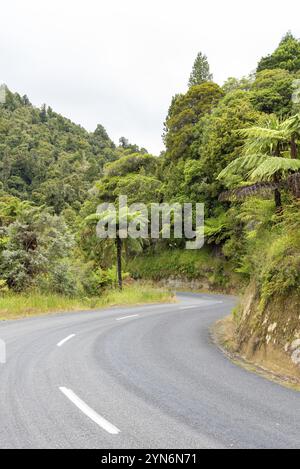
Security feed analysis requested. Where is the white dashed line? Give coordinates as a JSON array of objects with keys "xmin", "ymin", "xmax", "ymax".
[
  {"xmin": 57, "ymin": 334, "xmax": 76, "ymax": 347},
  {"xmin": 59, "ymin": 387, "xmax": 120, "ymax": 435},
  {"xmin": 116, "ymin": 314, "xmax": 139, "ymax": 321}
]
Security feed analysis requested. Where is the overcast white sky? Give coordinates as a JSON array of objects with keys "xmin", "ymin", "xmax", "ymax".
[{"xmin": 1, "ymin": 0, "xmax": 300, "ymax": 154}]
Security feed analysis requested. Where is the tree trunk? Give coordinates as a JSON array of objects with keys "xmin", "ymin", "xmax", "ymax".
[
  {"xmin": 291, "ymin": 136, "xmax": 297, "ymax": 159},
  {"xmin": 116, "ymin": 236, "xmax": 122, "ymax": 290},
  {"xmin": 274, "ymin": 188, "xmax": 282, "ymax": 212},
  {"xmin": 273, "ymin": 145, "xmax": 283, "ymax": 212},
  {"xmin": 288, "ymin": 173, "xmax": 300, "ymax": 199}
]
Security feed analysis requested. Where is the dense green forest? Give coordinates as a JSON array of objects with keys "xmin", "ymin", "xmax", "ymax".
[{"xmin": 1, "ymin": 31, "xmax": 300, "ymax": 332}]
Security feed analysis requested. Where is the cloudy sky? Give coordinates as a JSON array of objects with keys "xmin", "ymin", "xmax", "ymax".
[{"xmin": 1, "ymin": 0, "xmax": 299, "ymax": 154}]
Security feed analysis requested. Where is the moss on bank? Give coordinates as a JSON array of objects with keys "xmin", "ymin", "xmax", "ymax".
[{"xmin": 126, "ymin": 248, "xmax": 242, "ymax": 292}]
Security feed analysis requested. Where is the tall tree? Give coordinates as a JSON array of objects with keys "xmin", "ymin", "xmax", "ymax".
[
  {"xmin": 163, "ymin": 82, "xmax": 223, "ymax": 162},
  {"xmin": 250, "ymin": 69, "xmax": 295, "ymax": 116},
  {"xmin": 188, "ymin": 52, "xmax": 213, "ymax": 87},
  {"xmin": 257, "ymin": 32, "xmax": 300, "ymax": 73}
]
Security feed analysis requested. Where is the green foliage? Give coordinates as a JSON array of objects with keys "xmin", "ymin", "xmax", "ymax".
[
  {"xmin": 260, "ymin": 243, "xmax": 300, "ymax": 307},
  {"xmin": 104, "ymin": 153, "xmax": 157, "ymax": 177},
  {"xmin": 127, "ymin": 248, "xmax": 213, "ymax": 280},
  {"xmin": 217, "ymin": 115, "xmax": 300, "ymax": 203},
  {"xmin": 205, "ymin": 211, "xmax": 232, "ymax": 245},
  {"xmin": 127, "ymin": 248, "xmax": 238, "ymax": 290},
  {"xmin": 187, "ymin": 90, "xmax": 262, "ymax": 212},
  {"xmin": 1, "ymin": 34, "xmax": 300, "ymax": 312},
  {"xmin": 188, "ymin": 52, "xmax": 213, "ymax": 87},
  {"xmin": 163, "ymin": 83, "xmax": 223, "ymax": 162},
  {"xmin": 81, "ymin": 267, "xmax": 117, "ymax": 296},
  {"xmin": 0, "ymin": 195, "xmax": 31, "ymax": 226},
  {"xmin": 0, "ymin": 279, "xmax": 8, "ymax": 296},
  {"xmin": 218, "ymin": 154, "xmax": 269, "ymax": 185},
  {"xmin": 238, "ymin": 114, "xmax": 287, "ymax": 155},
  {"xmin": 0, "ymin": 87, "xmax": 116, "ymax": 213},
  {"xmin": 253, "ymin": 203, "xmax": 300, "ymax": 309},
  {"xmin": 250, "ymin": 69, "xmax": 295, "ymax": 116},
  {"xmin": 250, "ymin": 157, "xmax": 300, "ymax": 181},
  {"xmin": 38, "ymin": 260, "xmax": 79, "ymax": 297},
  {"xmin": 96, "ymin": 174, "xmax": 163, "ymax": 205},
  {"xmin": 257, "ymin": 32, "xmax": 300, "ymax": 73},
  {"xmin": 0, "ymin": 207, "xmax": 74, "ymax": 292},
  {"xmin": 222, "ymin": 76, "xmax": 253, "ymax": 93},
  {"xmin": 0, "ymin": 284, "xmax": 173, "ymax": 320}
]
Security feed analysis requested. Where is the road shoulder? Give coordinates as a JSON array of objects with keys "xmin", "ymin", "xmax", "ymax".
[{"xmin": 212, "ymin": 315, "xmax": 300, "ymax": 392}]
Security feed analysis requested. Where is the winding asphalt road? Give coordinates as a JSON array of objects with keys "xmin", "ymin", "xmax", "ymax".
[{"xmin": 0, "ymin": 293, "xmax": 299, "ymax": 449}]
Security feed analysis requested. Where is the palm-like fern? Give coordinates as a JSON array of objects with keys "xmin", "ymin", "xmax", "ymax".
[
  {"xmin": 249, "ymin": 157, "xmax": 300, "ymax": 181},
  {"xmin": 218, "ymin": 114, "xmax": 300, "ymax": 208},
  {"xmin": 218, "ymin": 153, "xmax": 270, "ymax": 181},
  {"xmin": 281, "ymin": 113, "xmax": 300, "ymax": 158},
  {"xmin": 238, "ymin": 115, "xmax": 287, "ymax": 156},
  {"xmin": 86, "ymin": 207, "xmax": 147, "ymax": 290}
]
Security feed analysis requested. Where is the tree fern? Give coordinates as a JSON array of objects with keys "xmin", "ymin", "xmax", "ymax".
[
  {"xmin": 281, "ymin": 113, "xmax": 300, "ymax": 158},
  {"xmin": 219, "ymin": 181, "xmax": 279, "ymax": 201},
  {"xmin": 287, "ymin": 172, "xmax": 300, "ymax": 198},
  {"xmin": 218, "ymin": 113, "xmax": 300, "ymax": 206},
  {"xmin": 218, "ymin": 153, "xmax": 270, "ymax": 181},
  {"xmin": 238, "ymin": 115, "xmax": 287, "ymax": 156},
  {"xmin": 250, "ymin": 157, "xmax": 300, "ymax": 181},
  {"xmin": 205, "ymin": 211, "xmax": 231, "ymax": 244}
]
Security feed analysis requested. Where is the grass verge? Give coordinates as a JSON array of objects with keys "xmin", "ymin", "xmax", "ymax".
[{"xmin": 0, "ymin": 283, "xmax": 175, "ymax": 320}]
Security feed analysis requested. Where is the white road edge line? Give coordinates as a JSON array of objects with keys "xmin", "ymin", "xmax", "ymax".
[
  {"xmin": 116, "ymin": 314, "xmax": 139, "ymax": 321},
  {"xmin": 57, "ymin": 334, "xmax": 76, "ymax": 347},
  {"xmin": 59, "ymin": 387, "xmax": 120, "ymax": 435},
  {"xmin": 179, "ymin": 301, "xmax": 223, "ymax": 310}
]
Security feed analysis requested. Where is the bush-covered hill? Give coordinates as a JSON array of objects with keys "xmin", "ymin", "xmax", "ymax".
[
  {"xmin": 0, "ymin": 86, "xmax": 117, "ymax": 213},
  {"xmin": 1, "ymin": 30, "xmax": 300, "ymax": 373}
]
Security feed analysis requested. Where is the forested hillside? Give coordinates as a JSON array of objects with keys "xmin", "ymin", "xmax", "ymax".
[
  {"xmin": 0, "ymin": 89, "xmax": 119, "ymax": 213},
  {"xmin": 0, "ymin": 88, "xmax": 157, "ymax": 296},
  {"xmin": 1, "ymin": 32, "xmax": 300, "ymax": 372}
]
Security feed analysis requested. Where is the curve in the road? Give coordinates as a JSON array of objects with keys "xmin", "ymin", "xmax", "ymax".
[{"xmin": 0, "ymin": 293, "xmax": 299, "ymax": 449}]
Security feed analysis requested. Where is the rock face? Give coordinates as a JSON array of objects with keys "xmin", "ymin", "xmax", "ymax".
[
  {"xmin": 290, "ymin": 340, "xmax": 300, "ymax": 365},
  {"xmin": 157, "ymin": 275, "xmax": 237, "ymax": 293},
  {"xmin": 158, "ymin": 277, "xmax": 211, "ymax": 291},
  {"xmin": 236, "ymin": 283, "xmax": 300, "ymax": 371}
]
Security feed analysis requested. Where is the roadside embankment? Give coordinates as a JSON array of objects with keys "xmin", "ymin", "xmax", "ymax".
[{"xmin": 213, "ymin": 283, "xmax": 300, "ymax": 390}]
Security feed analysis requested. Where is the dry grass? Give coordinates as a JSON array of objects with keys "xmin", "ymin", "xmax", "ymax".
[{"xmin": 0, "ymin": 283, "xmax": 175, "ymax": 320}]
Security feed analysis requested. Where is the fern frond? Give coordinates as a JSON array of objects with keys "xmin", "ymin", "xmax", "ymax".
[
  {"xmin": 238, "ymin": 127, "xmax": 286, "ymax": 140},
  {"xmin": 218, "ymin": 154, "xmax": 269, "ymax": 180},
  {"xmin": 205, "ymin": 212, "xmax": 231, "ymax": 244},
  {"xmin": 282, "ymin": 113, "xmax": 300, "ymax": 135},
  {"xmin": 85, "ymin": 213, "xmax": 102, "ymax": 224},
  {"xmin": 250, "ymin": 158, "xmax": 300, "ymax": 181},
  {"xmin": 237, "ymin": 116, "xmax": 288, "ymax": 155}
]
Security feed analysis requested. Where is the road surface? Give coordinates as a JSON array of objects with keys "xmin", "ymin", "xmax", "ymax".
[{"xmin": 0, "ymin": 293, "xmax": 299, "ymax": 449}]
